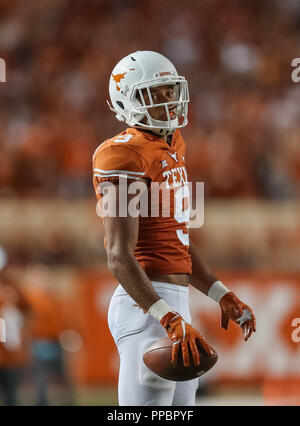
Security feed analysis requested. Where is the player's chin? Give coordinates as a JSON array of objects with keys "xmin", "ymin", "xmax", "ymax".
[{"xmin": 158, "ymin": 114, "xmax": 169, "ymax": 121}]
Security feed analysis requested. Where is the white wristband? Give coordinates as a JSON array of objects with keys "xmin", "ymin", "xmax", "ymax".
[
  {"xmin": 208, "ymin": 280, "xmax": 230, "ymax": 303},
  {"xmin": 148, "ymin": 299, "xmax": 172, "ymax": 323}
]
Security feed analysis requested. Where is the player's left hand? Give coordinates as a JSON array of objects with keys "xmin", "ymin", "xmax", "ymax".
[{"xmin": 219, "ymin": 292, "xmax": 256, "ymax": 341}]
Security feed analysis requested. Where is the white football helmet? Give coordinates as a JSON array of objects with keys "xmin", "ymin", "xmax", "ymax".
[{"xmin": 108, "ymin": 51, "xmax": 189, "ymax": 136}]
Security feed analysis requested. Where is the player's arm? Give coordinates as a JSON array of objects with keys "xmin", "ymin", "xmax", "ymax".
[
  {"xmin": 103, "ymin": 180, "xmax": 161, "ymax": 311},
  {"xmin": 188, "ymin": 241, "xmax": 219, "ymax": 294},
  {"xmin": 189, "ymin": 241, "xmax": 256, "ymax": 341}
]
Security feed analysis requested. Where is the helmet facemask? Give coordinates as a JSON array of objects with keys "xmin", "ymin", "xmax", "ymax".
[{"xmin": 129, "ymin": 76, "xmax": 189, "ymax": 136}]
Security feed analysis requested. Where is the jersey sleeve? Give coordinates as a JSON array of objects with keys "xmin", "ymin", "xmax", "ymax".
[{"xmin": 92, "ymin": 143, "xmax": 149, "ymax": 199}]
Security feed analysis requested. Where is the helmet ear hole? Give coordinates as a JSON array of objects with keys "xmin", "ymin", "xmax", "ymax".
[{"xmin": 116, "ymin": 101, "xmax": 125, "ymax": 110}]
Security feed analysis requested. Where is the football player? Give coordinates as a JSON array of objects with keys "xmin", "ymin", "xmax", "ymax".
[{"xmin": 92, "ymin": 51, "xmax": 256, "ymax": 406}]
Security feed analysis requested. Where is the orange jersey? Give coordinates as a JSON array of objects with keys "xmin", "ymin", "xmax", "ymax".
[{"xmin": 92, "ymin": 128, "xmax": 191, "ymax": 275}]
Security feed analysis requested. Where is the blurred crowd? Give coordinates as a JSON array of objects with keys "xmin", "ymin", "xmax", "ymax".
[
  {"xmin": 0, "ymin": 264, "xmax": 75, "ymax": 405},
  {"xmin": 0, "ymin": 0, "xmax": 300, "ymax": 198}
]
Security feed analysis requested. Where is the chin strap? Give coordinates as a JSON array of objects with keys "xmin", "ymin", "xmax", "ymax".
[{"xmin": 150, "ymin": 127, "xmax": 176, "ymax": 136}]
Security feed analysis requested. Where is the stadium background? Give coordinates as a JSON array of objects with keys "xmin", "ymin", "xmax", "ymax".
[{"xmin": 0, "ymin": 0, "xmax": 299, "ymax": 405}]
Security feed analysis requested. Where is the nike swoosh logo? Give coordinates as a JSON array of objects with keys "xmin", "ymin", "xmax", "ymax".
[{"xmin": 181, "ymin": 320, "xmax": 186, "ymax": 341}]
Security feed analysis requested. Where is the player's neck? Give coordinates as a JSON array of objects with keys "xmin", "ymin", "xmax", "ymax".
[
  {"xmin": 135, "ymin": 128, "xmax": 172, "ymax": 146},
  {"xmin": 155, "ymin": 133, "xmax": 172, "ymax": 146},
  {"xmin": 165, "ymin": 135, "xmax": 172, "ymax": 146}
]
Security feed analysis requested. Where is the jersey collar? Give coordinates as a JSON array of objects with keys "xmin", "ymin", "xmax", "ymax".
[{"xmin": 128, "ymin": 127, "xmax": 178, "ymax": 148}]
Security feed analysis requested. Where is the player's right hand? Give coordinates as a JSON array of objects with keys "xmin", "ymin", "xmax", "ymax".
[{"xmin": 160, "ymin": 311, "xmax": 213, "ymax": 367}]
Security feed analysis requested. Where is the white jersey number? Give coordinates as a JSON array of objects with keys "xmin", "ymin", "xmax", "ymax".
[
  {"xmin": 174, "ymin": 185, "xmax": 190, "ymax": 246},
  {"xmin": 114, "ymin": 135, "xmax": 133, "ymax": 143}
]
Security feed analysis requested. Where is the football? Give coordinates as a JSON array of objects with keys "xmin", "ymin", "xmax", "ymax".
[{"xmin": 143, "ymin": 337, "xmax": 218, "ymax": 381}]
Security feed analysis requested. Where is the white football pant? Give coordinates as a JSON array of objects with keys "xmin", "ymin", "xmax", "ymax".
[{"xmin": 108, "ymin": 281, "xmax": 198, "ymax": 406}]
